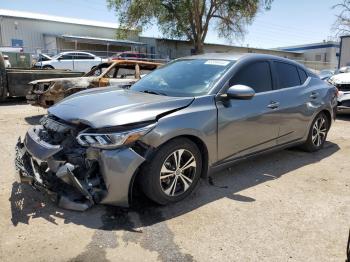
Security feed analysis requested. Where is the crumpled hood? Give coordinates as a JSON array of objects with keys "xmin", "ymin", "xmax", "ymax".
[
  {"xmin": 329, "ymin": 73, "xmax": 350, "ymax": 85},
  {"xmin": 48, "ymin": 87, "xmax": 194, "ymax": 128}
]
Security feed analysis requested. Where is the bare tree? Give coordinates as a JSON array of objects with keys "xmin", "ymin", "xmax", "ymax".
[{"xmin": 333, "ymin": 0, "xmax": 350, "ymax": 36}]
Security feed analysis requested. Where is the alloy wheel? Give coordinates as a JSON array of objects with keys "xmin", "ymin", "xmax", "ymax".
[
  {"xmin": 312, "ymin": 115, "xmax": 327, "ymax": 147},
  {"xmin": 160, "ymin": 149, "xmax": 197, "ymax": 196}
]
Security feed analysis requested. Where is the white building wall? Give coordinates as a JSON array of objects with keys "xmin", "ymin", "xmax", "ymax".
[{"xmin": 0, "ymin": 16, "xmax": 122, "ymax": 53}]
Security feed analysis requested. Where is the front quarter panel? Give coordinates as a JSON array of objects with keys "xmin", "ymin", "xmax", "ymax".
[{"xmin": 141, "ymin": 95, "xmax": 218, "ymax": 166}]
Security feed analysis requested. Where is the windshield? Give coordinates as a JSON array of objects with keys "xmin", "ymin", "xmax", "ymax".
[{"xmin": 130, "ymin": 59, "xmax": 234, "ymax": 97}]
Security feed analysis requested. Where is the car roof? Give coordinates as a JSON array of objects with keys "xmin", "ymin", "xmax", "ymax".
[
  {"xmin": 97, "ymin": 60, "xmax": 163, "ymax": 68},
  {"xmin": 60, "ymin": 51, "xmax": 96, "ymax": 56},
  {"xmin": 181, "ymin": 52, "xmax": 312, "ymax": 73},
  {"xmin": 182, "ymin": 52, "xmax": 300, "ymax": 64},
  {"xmin": 112, "ymin": 60, "xmax": 162, "ymax": 65},
  {"xmin": 182, "ymin": 53, "xmax": 246, "ymax": 61}
]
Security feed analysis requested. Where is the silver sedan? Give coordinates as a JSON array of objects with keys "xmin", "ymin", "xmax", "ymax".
[{"xmin": 15, "ymin": 53, "xmax": 338, "ymax": 211}]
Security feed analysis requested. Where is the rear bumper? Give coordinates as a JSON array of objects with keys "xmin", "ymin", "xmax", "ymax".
[
  {"xmin": 15, "ymin": 126, "xmax": 145, "ymax": 211},
  {"xmin": 337, "ymin": 93, "xmax": 350, "ymax": 114}
]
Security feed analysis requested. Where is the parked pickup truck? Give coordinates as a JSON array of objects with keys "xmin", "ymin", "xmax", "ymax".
[{"xmin": 0, "ymin": 53, "xmax": 84, "ymax": 100}]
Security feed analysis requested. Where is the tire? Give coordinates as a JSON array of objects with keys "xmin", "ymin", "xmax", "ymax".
[
  {"xmin": 302, "ymin": 112, "xmax": 330, "ymax": 152},
  {"xmin": 0, "ymin": 72, "xmax": 7, "ymax": 101},
  {"xmin": 43, "ymin": 65, "xmax": 54, "ymax": 70},
  {"xmin": 140, "ymin": 138, "xmax": 202, "ymax": 205},
  {"xmin": 0, "ymin": 86, "xmax": 7, "ymax": 101}
]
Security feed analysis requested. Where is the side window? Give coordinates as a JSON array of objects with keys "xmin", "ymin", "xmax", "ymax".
[
  {"xmin": 115, "ymin": 67, "xmax": 136, "ymax": 79},
  {"xmin": 297, "ymin": 68, "xmax": 308, "ymax": 84},
  {"xmin": 75, "ymin": 53, "xmax": 94, "ymax": 60},
  {"xmin": 275, "ymin": 62, "xmax": 301, "ymax": 88},
  {"xmin": 104, "ymin": 67, "xmax": 116, "ymax": 78},
  {"xmin": 60, "ymin": 54, "xmax": 74, "ymax": 60},
  {"xmin": 89, "ymin": 64, "xmax": 111, "ymax": 76},
  {"xmin": 230, "ymin": 61, "xmax": 273, "ymax": 93}
]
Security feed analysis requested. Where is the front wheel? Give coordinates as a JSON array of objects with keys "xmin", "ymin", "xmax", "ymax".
[
  {"xmin": 302, "ymin": 112, "xmax": 330, "ymax": 152},
  {"xmin": 140, "ymin": 138, "xmax": 202, "ymax": 205}
]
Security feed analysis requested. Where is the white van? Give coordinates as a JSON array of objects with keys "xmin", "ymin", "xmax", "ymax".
[{"xmin": 34, "ymin": 51, "xmax": 106, "ymax": 72}]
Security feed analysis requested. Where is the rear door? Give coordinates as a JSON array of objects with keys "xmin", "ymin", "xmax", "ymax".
[
  {"xmin": 74, "ymin": 53, "xmax": 96, "ymax": 72},
  {"xmin": 216, "ymin": 60, "xmax": 282, "ymax": 162},
  {"xmin": 272, "ymin": 61, "xmax": 310, "ymax": 145}
]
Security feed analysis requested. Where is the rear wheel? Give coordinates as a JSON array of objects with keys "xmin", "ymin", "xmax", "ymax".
[
  {"xmin": 140, "ymin": 138, "xmax": 202, "ymax": 205},
  {"xmin": 0, "ymin": 86, "xmax": 7, "ymax": 101},
  {"xmin": 302, "ymin": 112, "xmax": 329, "ymax": 152}
]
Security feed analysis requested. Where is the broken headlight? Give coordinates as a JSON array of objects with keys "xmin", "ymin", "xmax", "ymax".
[{"xmin": 76, "ymin": 123, "xmax": 155, "ymax": 149}]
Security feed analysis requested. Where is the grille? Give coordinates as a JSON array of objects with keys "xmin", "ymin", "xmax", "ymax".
[{"xmin": 337, "ymin": 84, "xmax": 350, "ymax": 91}]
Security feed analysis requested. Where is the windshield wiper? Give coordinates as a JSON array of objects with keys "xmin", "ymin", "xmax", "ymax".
[{"xmin": 141, "ymin": 90, "xmax": 167, "ymax": 96}]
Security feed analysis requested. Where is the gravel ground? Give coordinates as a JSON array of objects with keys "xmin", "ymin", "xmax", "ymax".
[{"xmin": 0, "ymin": 100, "xmax": 349, "ymax": 262}]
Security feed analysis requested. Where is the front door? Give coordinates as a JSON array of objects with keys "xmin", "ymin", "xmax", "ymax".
[
  {"xmin": 54, "ymin": 54, "xmax": 74, "ymax": 70},
  {"xmin": 217, "ymin": 61, "xmax": 282, "ymax": 163}
]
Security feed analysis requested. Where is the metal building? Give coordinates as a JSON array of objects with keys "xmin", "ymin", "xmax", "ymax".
[
  {"xmin": 0, "ymin": 9, "xmax": 145, "ymax": 57},
  {"xmin": 279, "ymin": 41, "xmax": 340, "ymax": 70}
]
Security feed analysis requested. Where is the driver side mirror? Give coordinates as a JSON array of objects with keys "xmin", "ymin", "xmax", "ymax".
[
  {"xmin": 57, "ymin": 57, "xmax": 62, "ymax": 61},
  {"xmin": 225, "ymin": 85, "xmax": 255, "ymax": 100}
]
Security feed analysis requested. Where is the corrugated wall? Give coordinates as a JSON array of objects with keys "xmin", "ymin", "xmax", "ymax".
[{"xmin": 0, "ymin": 16, "xmax": 126, "ymax": 53}]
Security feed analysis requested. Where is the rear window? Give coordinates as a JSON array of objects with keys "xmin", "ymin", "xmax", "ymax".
[
  {"xmin": 275, "ymin": 62, "xmax": 301, "ymax": 88},
  {"xmin": 298, "ymin": 68, "xmax": 308, "ymax": 84},
  {"xmin": 75, "ymin": 53, "xmax": 94, "ymax": 60}
]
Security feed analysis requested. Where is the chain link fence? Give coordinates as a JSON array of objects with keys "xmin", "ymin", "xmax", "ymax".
[
  {"xmin": 1, "ymin": 46, "xmax": 339, "ymax": 75},
  {"xmin": 1, "ymin": 47, "xmax": 169, "ymax": 69}
]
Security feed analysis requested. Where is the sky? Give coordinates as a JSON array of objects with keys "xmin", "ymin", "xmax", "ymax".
[{"xmin": 0, "ymin": 0, "xmax": 341, "ymax": 48}]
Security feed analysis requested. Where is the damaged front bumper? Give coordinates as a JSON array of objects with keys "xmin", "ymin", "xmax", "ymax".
[{"xmin": 15, "ymin": 125, "xmax": 145, "ymax": 211}]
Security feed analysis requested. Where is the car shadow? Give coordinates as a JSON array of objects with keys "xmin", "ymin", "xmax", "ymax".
[
  {"xmin": 9, "ymin": 141, "xmax": 340, "ymax": 231},
  {"xmin": 336, "ymin": 114, "xmax": 350, "ymax": 121},
  {"xmin": 0, "ymin": 97, "xmax": 27, "ymax": 105}
]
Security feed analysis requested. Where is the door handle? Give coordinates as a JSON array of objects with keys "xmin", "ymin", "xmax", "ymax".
[
  {"xmin": 310, "ymin": 92, "xmax": 319, "ymax": 99},
  {"xmin": 267, "ymin": 101, "xmax": 280, "ymax": 109}
]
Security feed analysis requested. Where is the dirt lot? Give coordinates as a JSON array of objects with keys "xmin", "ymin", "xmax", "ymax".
[{"xmin": 0, "ymin": 100, "xmax": 349, "ymax": 262}]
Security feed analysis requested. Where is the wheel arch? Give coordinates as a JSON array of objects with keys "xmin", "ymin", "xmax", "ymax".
[
  {"xmin": 176, "ymin": 134, "xmax": 209, "ymax": 179},
  {"xmin": 43, "ymin": 65, "xmax": 54, "ymax": 69},
  {"xmin": 128, "ymin": 134, "xmax": 210, "ymax": 206},
  {"xmin": 321, "ymin": 109, "xmax": 332, "ymax": 128}
]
